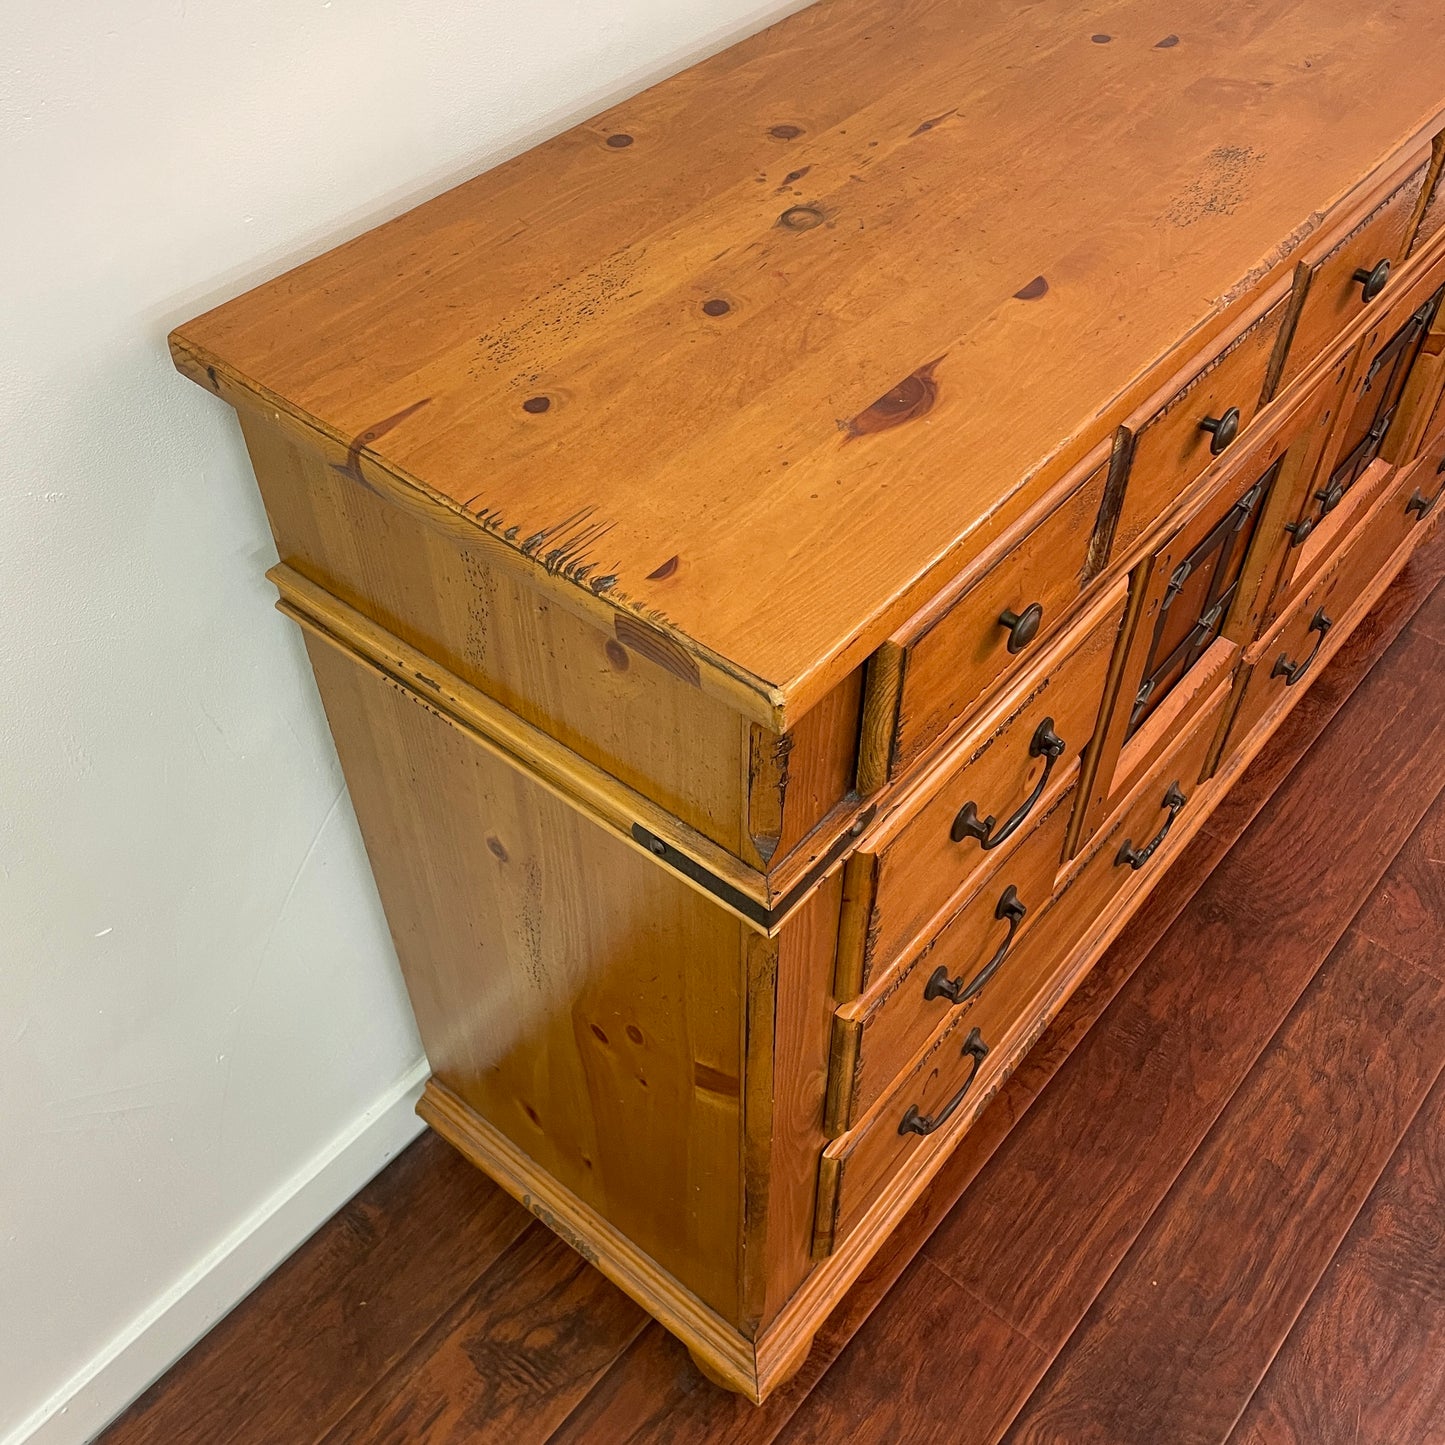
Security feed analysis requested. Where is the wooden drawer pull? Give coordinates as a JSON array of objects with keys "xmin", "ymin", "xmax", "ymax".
[
  {"xmin": 1353, "ymin": 258, "xmax": 1391, "ymax": 303},
  {"xmin": 1272, "ymin": 607, "xmax": 1333, "ymax": 686},
  {"xmin": 997, "ymin": 602, "xmax": 1045, "ymax": 653},
  {"xmin": 1116, "ymin": 783, "xmax": 1187, "ymax": 871},
  {"xmin": 950, "ymin": 718, "xmax": 1066, "ymax": 849},
  {"xmin": 897, "ymin": 1028, "xmax": 990, "ymax": 1137},
  {"xmin": 922, "ymin": 885, "xmax": 1028, "ymax": 1006},
  {"xmin": 1199, "ymin": 406, "xmax": 1241, "ymax": 456}
]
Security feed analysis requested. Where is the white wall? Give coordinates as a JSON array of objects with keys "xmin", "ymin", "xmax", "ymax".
[{"xmin": 0, "ymin": 2, "xmax": 802, "ymax": 1439}]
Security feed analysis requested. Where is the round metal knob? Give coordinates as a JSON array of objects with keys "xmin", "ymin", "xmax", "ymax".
[
  {"xmin": 1352, "ymin": 258, "xmax": 1391, "ymax": 303},
  {"xmin": 1199, "ymin": 407, "xmax": 1241, "ymax": 456},
  {"xmin": 1315, "ymin": 479, "xmax": 1346, "ymax": 516},
  {"xmin": 997, "ymin": 603, "xmax": 1044, "ymax": 654}
]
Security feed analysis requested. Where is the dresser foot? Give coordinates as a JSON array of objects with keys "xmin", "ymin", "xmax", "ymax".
[
  {"xmin": 762, "ymin": 1327, "xmax": 816, "ymax": 1393},
  {"xmin": 684, "ymin": 1325, "xmax": 818, "ymax": 1403}
]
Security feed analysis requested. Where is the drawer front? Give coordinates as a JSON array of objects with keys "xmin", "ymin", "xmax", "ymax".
[
  {"xmin": 1278, "ymin": 154, "xmax": 1431, "ymax": 390},
  {"xmin": 1075, "ymin": 404, "xmax": 1318, "ymax": 847},
  {"xmin": 815, "ymin": 688, "xmax": 1229, "ymax": 1255},
  {"xmin": 840, "ymin": 580, "xmax": 1127, "ymax": 998},
  {"xmin": 1270, "ymin": 252, "xmax": 1445, "ymax": 618},
  {"xmin": 1227, "ymin": 458, "xmax": 1439, "ymax": 755},
  {"xmin": 827, "ymin": 780, "xmax": 1076, "ymax": 1136},
  {"xmin": 1409, "ymin": 423, "xmax": 1445, "ymax": 513},
  {"xmin": 1270, "ymin": 449, "xmax": 1401, "ymax": 623},
  {"xmin": 882, "ymin": 457, "xmax": 1110, "ymax": 777},
  {"xmin": 1111, "ymin": 294, "xmax": 1288, "ymax": 561}
]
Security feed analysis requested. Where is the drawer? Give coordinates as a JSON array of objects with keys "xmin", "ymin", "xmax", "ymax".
[
  {"xmin": 868, "ymin": 450, "xmax": 1110, "ymax": 779},
  {"xmin": 1225, "ymin": 458, "xmax": 1440, "ymax": 757},
  {"xmin": 1073, "ymin": 402, "xmax": 1319, "ymax": 847},
  {"xmin": 815, "ymin": 686, "xmax": 1229, "ymax": 1256},
  {"xmin": 1276, "ymin": 152, "xmax": 1432, "ymax": 390},
  {"xmin": 826, "ymin": 779, "xmax": 1076, "ymax": 1136},
  {"xmin": 1270, "ymin": 448, "xmax": 1400, "ymax": 624},
  {"xmin": 1270, "ymin": 253, "xmax": 1445, "ymax": 615},
  {"xmin": 1109, "ymin": 289, "xmax": 1288, "ymax": 562},
  {"xmin": 835, "ymin": 579, "xmax": 1127, "ymax": 1001}
]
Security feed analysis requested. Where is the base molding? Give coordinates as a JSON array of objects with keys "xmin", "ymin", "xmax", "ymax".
[{"xmin": 418, "ymin": 1081, "xmax": 771, "ymax": 1400}]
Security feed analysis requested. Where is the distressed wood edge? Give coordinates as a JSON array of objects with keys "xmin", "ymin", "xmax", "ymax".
[
  {"xmin": 822, "ymin": 1015, "xmax": 862, "ymax": 1140},
  {"xmin": 739, "ymin": 929, "xmax": 781, "ymax": 1336},
  {"xmin": 1406, "ymin": 128, "xmax": 1445, "ymax": 258},
  {"xmin": 1136, "ymin": 274, "xmax": 1296, "ymax": 432},
  {"xmin": 1262, "ymin": 260, "xmax": 1314, "ymax": 404},
  {"xmin": 855, "ymin": 642, "xmax": 904, "ymax": 796},
  {"xmin": 1086, "ymin": 425, "xmax": 1137, "ymax": 579},
  {"xmin": 271, "ymin": 565, "xmax": 779, "ymax": 929},
  {"xmin": 171, "ymin": 336, "xmax": 790, "ymax": 732},
  {"xmin": 744, "ymin": 721, "xmax": 788, "ymax": 868},
  {"xmin": 1406, "ymin": 127, "xmax": 1445, "ymax": 244},
  {"xmin": 831, "ymin": 851, "xmax": 879, "ymax": 1004},
  {"xmin": 418, "ymin": 1081, "xmax": 765, "ymax": 1401},
  {"xmin": 810, "ymin": 1154, "xmax": 844, "ymax": 1262}
]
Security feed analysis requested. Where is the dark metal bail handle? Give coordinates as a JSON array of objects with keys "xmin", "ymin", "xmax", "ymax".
[
  {"xmin": 1272, "ymin": 607, "xmax": 1333, "ymax": 686},
  {"xmin": 950, "ymin": 718, "xmax": 1066, "ymax": 850},
  {"xmin": 1199, "ymin": 405, "xmax": 1241, "ymax": 456},
  {"xmin": 898, "ymin": 1028, "xmax": 990, "ymax": 1137},
  {"xmin": 1353, "ymin": 258, "xmax": 1391, "ymax": 304},
  {"xmin": 1116, "ymin": 783, "xmax": 1187, "ymax": 871},
  {"xmin": 923, "ymin": 885, "xmax": 1028, "ymax": 1006},
  {"xmin": 997, "ymin": 602, "xmax": 1044, "ymax": 654},
  {"xmin": 1406, "ymin": 457, "xmax": 1445, "ymax": 521}
]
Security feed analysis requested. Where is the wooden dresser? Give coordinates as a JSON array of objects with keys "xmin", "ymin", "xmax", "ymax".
[{"xmin": 171, "ymin": 0, "xmax": 1445, "ymax": 1404}]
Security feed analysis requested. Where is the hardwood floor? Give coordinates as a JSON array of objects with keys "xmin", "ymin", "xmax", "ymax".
[{"xmin": 101, "ymin": 532, "xmax": 1445, "ymax": 1445}]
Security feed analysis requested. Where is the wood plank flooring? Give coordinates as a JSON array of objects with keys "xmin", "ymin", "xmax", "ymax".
[{"xmin": 102, "ymin": 531, "xmax": 1445, "ymax": 1445}]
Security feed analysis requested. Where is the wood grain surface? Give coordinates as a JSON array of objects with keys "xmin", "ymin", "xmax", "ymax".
[
  {"xmin": 171, "ymin": 0, "xmax": 1445, "ymax": 716},
  {"xmin": 1229, "ymin": 1073, "xmax": 1445, "ymax": 1445}
]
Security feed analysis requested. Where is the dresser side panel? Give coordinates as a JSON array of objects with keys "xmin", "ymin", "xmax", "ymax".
[
  {"xmin": 240, "ymin": 412, "xmax": 751, "ymax": 858},
  {"xmin": 299, "ymin": 628, "xmax": 748, "ymax": 1323}
]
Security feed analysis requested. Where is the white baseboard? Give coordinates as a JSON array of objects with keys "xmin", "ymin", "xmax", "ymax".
[{"xmin": 5, "ymin": 1059, "xmax": 431, "ymax": 1445}]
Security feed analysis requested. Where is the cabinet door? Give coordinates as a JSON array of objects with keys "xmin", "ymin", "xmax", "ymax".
[
  {"xmin": 1270, "ymin": 246, "xmax": 1445, "ymax": 616},
  {"xmin": 1071, "ymin": 377, "xmax": 1337, "ymax": 852},
  {"xmin": 1311, "ymin": 288, "xmax": 1442, "ymax": 525}
]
